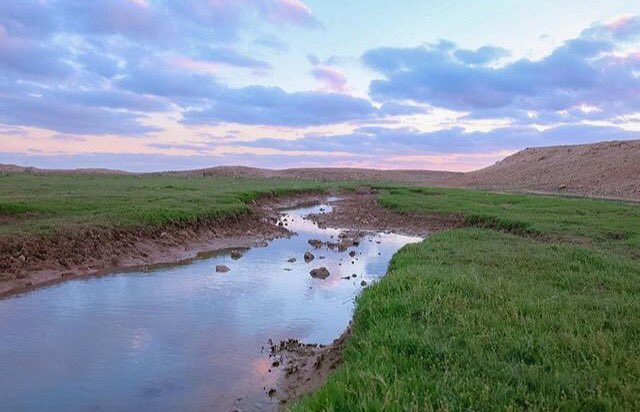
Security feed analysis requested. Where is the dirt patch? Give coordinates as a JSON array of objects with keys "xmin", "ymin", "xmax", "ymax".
[
  {"xmin": 308, "ymin": 192, "xmax": 464, "ymax": 237},
  {"xmin": 268, "ymin": 328, "xmax": 350, "ymax": 406},
  {"xmin": 0, "ymin": 194, "xmax": 327, "ymax": 298}
]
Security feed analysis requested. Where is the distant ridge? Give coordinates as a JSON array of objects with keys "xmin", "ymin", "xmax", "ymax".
[
  {"xmin": 166, "ymin": 166, "xmax": 462, "ymax": 184},
  {"xmin": 3, "ymin": 139, "xmax": 640, "ymax": 200},
  {"xmin": 0, "ymin": 164, "xmax": 130, "ymax": 175},
  {"xmin": 447, "ymin": 139, "xmax": 640, "ymax": 200}
]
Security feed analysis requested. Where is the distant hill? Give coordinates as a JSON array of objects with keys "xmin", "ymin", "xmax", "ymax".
[
  {"xmin": 0, "ymin": 164, "xmax": 26, "ymax": 173},
  {"xmin": 2, "ymin": 139, "xmax": 639, "ymax": 200},
  {"xmin": 168, "ymin": 166, "xmax": 462, "ymax": 184},
  {"xmin": 0, "ymin": 164, "xmax": 130, "ymax": 175},
  {"xmin": 447, "ymin": 140, "xmax": 640, "ymax": 200}
]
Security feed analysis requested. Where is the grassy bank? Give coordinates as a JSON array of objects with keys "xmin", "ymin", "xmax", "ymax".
[
  {"xmin": 294, "ymin": 188, "xmax": 640, "ymax": 410},
  {"xmin": 0, "ymin": 173, "xmax": 336, "ymax": 237}
]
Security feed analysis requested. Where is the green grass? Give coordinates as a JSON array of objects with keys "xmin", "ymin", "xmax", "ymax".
[
  {"xmin": 0, "ymin": 173, "xmax": 337, "ymax": 237},
  {"xmin": 377, "ymin": 187, "xmax": 640, "ymax": 259},
  {"xmin": 294, "ymin": 188, "xmax": 640, "ymax": 411},
  {"xmin": 3, "ymin": 174, "xmax": 640, "ymax": 409}
]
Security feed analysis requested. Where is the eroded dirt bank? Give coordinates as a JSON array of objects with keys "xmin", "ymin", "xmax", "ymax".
[
  {"xmin": 268, "ymin": 328, "xmax": 351, "ymax": 407},
  {"xmin": 0, "ymin": 194, "xmax": 327, "ymax": 298},
  {"xmin": 308, "ymin": 192, "xmax": 464, "ymax": 236}
]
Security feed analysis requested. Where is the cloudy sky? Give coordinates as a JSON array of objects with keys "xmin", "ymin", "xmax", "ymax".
[{"xmin": 1, "ymin": 1, "xmax": 640, "ymax": 171}]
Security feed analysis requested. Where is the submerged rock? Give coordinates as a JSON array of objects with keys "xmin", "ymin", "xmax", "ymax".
[
  {"xmin": 308, "ymin": 239, "xmax": 324, "ymax": 248},
  {"xmin": 349, "ymin": 251, "xmax": 356, "ymax": 257},
  {"xmin": 309, "ymin": 267, "xmax": 330, "ymax": 279},
  {"xmin": 230, "ymin": 250, "xmax": 243, "ymax": 260},
  {"xmin": 360, "ymin": 280, "xmax": 368, "ymax": 286},
  {"xmin": 287, "ymin": 257, "xmax": 297, "ymax": 263},
  {"xmin": 304, "ymin": 251, "xmax": 315, "ymax": 262},
  {"xmin": 216, "ymin": 265, "xmax": 230, "ymax": 273}
]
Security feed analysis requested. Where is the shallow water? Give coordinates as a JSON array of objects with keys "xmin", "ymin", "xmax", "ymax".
[{"xmin": 0, "ymin": 203, "xmax": 421, "ymax": 411}]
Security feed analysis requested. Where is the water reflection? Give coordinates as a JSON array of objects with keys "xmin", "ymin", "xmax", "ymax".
[{"xmin": 0, "ymin": 203, "xmax": 421, "ymax": 411}]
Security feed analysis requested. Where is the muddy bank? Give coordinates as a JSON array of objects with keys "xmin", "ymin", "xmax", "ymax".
[
  {"xmin": 0, "ymin": 194, "xmax": 327, "ymax": 298},
  {"xmin": 269, "ymin": 328, "xmax": 350, "ymax": 406},
  {"xmin": 308, "ymin": 192, "xmax": 464, "ymax": 237}
]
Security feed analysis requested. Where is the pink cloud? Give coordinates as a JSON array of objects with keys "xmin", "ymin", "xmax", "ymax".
[
  {"xmin": 311, "ymin": 65, "xmax": 348, "ymax": 92},
  {"xmin": 607, "ymin": 16, "xmax": 635, "ymax": 32},
  {"xmin": 603, "ymin": 16, "xmax": 640, "ymax": 40},
  {"xmin": 266, "ymin": 0, "xmax": 320, "ymax": 28}
]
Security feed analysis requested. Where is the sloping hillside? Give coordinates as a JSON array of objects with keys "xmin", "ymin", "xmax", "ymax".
[
  {"xmin": 0, "ymin": 164, "xmax": 27, "ymax": 173},
  {"xmin": 448, "ymin": 140, "xmax": 640, "ymax": 200}
]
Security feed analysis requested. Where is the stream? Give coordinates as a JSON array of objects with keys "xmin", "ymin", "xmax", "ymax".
[{"xmin": 0, "ymin": 202, "xmax": 421, "ymax": 411}]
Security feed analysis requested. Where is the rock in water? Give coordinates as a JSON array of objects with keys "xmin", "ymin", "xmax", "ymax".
[
  {"xmin": 216, "ymin": 265, "xmax": 230, "ymax": 273},
  {"xmin": 304, "ymin": 251, "xmax": 315, "ymax": 262},
  {"xmin": 287, "ymin": 257, "xmax": 297, "ymax": 263},
  {"xmin": 308, "ymin": 239, "xmax": 324, "ymax": 248},
  {"xmin": 230, "ymin": 250, "xmax": 243, "ymax": 260},
  {"xmin": 309, "ymin": 267, "xmax": 330, "ymax": 279}
]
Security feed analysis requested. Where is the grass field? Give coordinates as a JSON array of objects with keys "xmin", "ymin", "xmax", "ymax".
[
  {"xmin": 2, "ymin": 174, "xmax": 639, "ymax": 409},
  {"xmin": 294, "ymin": 188, "xmax": 640, "ymax": 410},
  {"xmin": 0, "ymin": 173, "xmax": 335, "ymax": 237},
  {"xmin": 377, "ymin": 187, "xmax": 640, "ymax": 259}
]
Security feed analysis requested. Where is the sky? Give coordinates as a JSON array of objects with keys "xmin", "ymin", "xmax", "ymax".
[{"xmin": 1, "ymin": 1, "xmax": 640, "ymax": 172}]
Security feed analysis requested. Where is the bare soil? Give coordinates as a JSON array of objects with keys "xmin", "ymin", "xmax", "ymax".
[
  {"xmin": 308, "ymin": 191, "xmax": 464, "ymax": 237},
  {"xmin": 268, "ymin": 328, "xmax": 351, "ymax": 407},
  {"xmin": 447, "ymin": 139, "xmax": 640, "ymax": 200}
]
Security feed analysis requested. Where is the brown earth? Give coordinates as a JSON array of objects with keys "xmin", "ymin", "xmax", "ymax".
[
  {"xmin": 269, "ymin": 328, "xmax": 351, "ymax": 407},
  {"xmin": 308, "ymin": 191, "xmax": 464, "ymax": 236},
  {"xmin": 446, "ymin": 139, "xmax": 640, "ymax": 200},
  {"xmin": 0, "ymin": 194, "xmax": 329, "ymax": 298}
]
